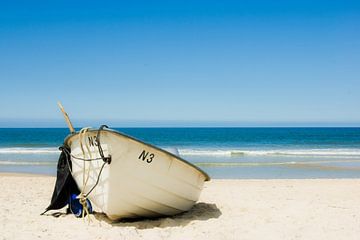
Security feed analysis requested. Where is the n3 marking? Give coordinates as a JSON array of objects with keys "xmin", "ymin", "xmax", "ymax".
[
  {"xmin": 138, "ymin": 150, "xmax": 155, "ymax": 163},
  {"xmin": 88, "ymin": 136, "xmax": 98, "ymax": 147}
]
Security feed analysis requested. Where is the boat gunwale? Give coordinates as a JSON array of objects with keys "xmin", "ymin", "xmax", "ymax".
[{"xmin": 64, "ymin": 128, "xmax": 210, "ymax": 181}]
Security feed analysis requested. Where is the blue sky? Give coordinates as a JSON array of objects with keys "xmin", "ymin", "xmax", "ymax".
[{"xmin": 0, "ymin": 0, "xmax": 359, "ymax": 127}]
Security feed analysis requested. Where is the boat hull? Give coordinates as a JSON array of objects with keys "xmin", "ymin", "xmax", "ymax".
[{"xmin": 65, "ymin": 129, "xmax": 209, "ymax": 220}]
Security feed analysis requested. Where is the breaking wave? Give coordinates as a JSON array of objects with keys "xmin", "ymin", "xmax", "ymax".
[
  {"xmin": 0, "ymin": 147, "xmax": 60, "ymax": 154},
  {"xmin": 0, "ymin": 160, "xmax": 56, "ymax": 165},
  {"xmin": 194, "ymin": 159, "xmax": 360, "ymax": 167},
  {"xmin": 1, "ymin": 147, "xmax": 360, "ymax": 158},
  {"xmin": 179, "ymin": 148, "xmax": 360, "ymax": 158}
]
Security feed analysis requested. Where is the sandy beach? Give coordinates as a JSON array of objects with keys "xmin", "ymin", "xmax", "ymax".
[{"xmin": 1, "ymin": 174, "xmax": 360, "ymax": 240}]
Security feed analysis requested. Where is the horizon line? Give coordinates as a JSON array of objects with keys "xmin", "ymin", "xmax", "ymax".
[{"xmin": 1, "ymin": 119, "xmax": 360, "ymax": 128}]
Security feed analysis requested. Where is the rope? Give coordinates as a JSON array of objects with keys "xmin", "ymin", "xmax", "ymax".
[
  {"xmin": 82, "ymin": 125, "xmax": 111, "ymax": 198},
  {"xmin": 66, "ymin": 125, "xmax": 111, "ymax": 222},
  {"xmin": 79, "ymin": 128, "xmax": 92, "ymax": 222},
  {"xmin": 84, "ymin": 161, "xmax": 107, "ymax": 198},
  {"xmin": 96, "ymin": 125, "xmax": 112, "ymax": 164},
  {"xmin": 60, "ymin": 147, "xmax": 103, "ymax": 162}
]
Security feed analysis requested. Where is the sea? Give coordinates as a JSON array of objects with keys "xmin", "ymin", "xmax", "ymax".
[{"xmin": 1, "ymin": 128, "xmax": 360, "ymax": 179}]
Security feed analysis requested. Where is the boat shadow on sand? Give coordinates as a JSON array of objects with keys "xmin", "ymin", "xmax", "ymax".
[{"xmin": 93, "ymin": 202, "xmax": 222, "ymax": 229}]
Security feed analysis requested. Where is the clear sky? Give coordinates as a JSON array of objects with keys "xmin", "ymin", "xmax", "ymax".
[{"xmin": 0, "ymin": 0, "xmax": 359, "ymax": 127}]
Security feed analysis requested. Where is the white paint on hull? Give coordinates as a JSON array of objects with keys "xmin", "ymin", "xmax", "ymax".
[{"xmin": 65, "ymin": 128, "xmax": 209, "ymax": 220}]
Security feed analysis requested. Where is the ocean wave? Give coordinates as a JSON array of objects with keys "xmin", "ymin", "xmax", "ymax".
[
  {"xmin": 179, "ymin": 148, "xmax": 360, "ymax": 157},
  {"xmin": 0, "ymin": 160, "xmax": 56, "ymax": 165},
  {"xmin": 1, "ymin": 146, "xmax": 360, "ymax": 158},
  {"xmin": 0, "ymin": 147, "xmax": 60, "ymax": 154},
  {"xmin": 194, "ymin": 159, "xmax": 360, "ymax": 167},
  {"xmin": 1, "ymin": 159, "xmax": 360, "ymax": 168}
]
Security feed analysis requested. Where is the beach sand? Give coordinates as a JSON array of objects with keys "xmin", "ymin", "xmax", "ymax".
[{"xmin": 1, "ymin": 174, "xmax": 360, "ymax": 240}]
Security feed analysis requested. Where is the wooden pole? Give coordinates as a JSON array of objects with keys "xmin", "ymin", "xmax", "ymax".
[{"xmin": 57, "ymin": 102, "xmax": 75, "ymax": 133}]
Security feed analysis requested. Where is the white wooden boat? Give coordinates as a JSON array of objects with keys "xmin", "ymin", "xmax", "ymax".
[{"xmin": 64, "ymin": 127, "xmax": 210, "ymax": 220}]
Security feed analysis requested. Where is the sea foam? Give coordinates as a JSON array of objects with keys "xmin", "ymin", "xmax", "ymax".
[
  {"xmin": 0, "ymin": 147, "xmax": 60, "ymax": 154},
  {"xmin": 179, "ymin": 148, "xmax": 360, "ymax": 158}
]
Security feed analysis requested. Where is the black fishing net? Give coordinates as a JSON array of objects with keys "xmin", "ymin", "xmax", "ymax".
[{"xmin": 42, "ymin": 146, "xmax": 80, "ymax": 214}]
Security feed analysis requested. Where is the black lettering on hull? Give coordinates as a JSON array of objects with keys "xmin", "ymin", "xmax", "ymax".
[{"xmin": 138, "ymin": 150, "xmax": 155, "ymax": 163}]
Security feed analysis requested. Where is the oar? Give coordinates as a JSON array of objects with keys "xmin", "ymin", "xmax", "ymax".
[{"xmin": 57, "ymin": 102, "xmax": 75, "ymax": 133}]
